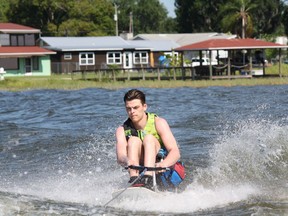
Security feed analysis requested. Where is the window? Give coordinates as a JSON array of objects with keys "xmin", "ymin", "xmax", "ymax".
[
  {"xmin": 18, "ymin": 35, "xmax": 24, "ymax": 46},
  {"xmin": 11, "ymin": 35, "xmax": 17, "ymax": 46},
  {"xmin": 0, "ymin": 58, "xmax": 18, "ymax": 69},
  {"xmin": 106, "ymin": 52, "xmax": 122, "ymax": 64},
  {"xmin": 9, "ymin": 34, "xmax": 35, "ymax": 46},
  {"xmin": 25, "ymin": 34, "xmax": 35, "ymax": 46},
  {"xmin": 64, "ymin": 53, "xmax": 72, "ymax": 60},
  {"xmin": 32, "ymin": 56, "xmax": 39, "ymax": 70},
  {"xmin": 0, "ymin": 34, "xmax": 10, "ymax": 46},
  {"xmin": 79, "ymin": 52, "xmax": 94, "ymax": 65},
  {"xmin": 133, "ymin": 52, "xmax": 148, "ymax": 64}
]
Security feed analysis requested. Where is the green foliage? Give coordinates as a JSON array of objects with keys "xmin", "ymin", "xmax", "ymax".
[
  {"xmin": 114, "ymin": 0, "xmax": 173, "ymax": 34},
  {"xmin": 175, "ymin": 0, "xmax": 227, "ymax": 33},
  {"xmin": 164, "ymin": 52, "xmax": 182, "ymax": 67},
  {"xmin": 6, "ymin": 0, "xmax": 114, "ymax": 36},
  {"xmin": 107, "ymin": 64, "xmax": 119, "ymax": 69},
  {"xmin": 219, "ymin": 0, "xmax": 258, "ymax": 38},
  {"xmin": 283, "ymin": 3, "xmax": 288, "ymax": 36},
  {"xmin": 2, "ymin": 0, "xmax": 288, "ymax": 38},
  {"xmin": 175, "ymin": 0, "xmax": 286, "ymax": 39},
  {"xmin": 0, "ymin": 0, "xmax": 10, "ymax": 22},
  {"xmin": 5, "ymin": 0, "xmax": 173, "ymax": 36},
  {"xmin": 253, "ymin": 0, "xmax": 284, "ymax": 36}
]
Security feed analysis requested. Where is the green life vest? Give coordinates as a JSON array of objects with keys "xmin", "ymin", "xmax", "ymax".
[{"xmin": 123, "ymin": 112, "xmax": 164, "ymax": 147}]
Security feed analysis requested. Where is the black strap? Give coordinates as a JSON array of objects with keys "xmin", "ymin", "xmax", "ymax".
[{"xmin": 126, "ymin": 165, "xmax": 170, "ymax": 171}]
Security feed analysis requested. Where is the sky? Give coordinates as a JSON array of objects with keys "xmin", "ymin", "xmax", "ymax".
[{"xmin": 159, "ymin": 0, "xmax": 176, "ymax": 18}]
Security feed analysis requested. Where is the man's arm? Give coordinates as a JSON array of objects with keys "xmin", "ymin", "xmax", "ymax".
[
  {"xmin": 155, "ymin": 117, "xmax": 180, "ymax": 168},
  {"xmin": 116, "ymin": 126, "xmax": 129, "ymax": 166}
]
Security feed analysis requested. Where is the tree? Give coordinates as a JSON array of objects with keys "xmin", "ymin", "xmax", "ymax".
[
  {"xmin": 57, "ymin": 0, "xmax": 114, "ymax": 36},
  {"xmin": 133, "ymin": 0, "xmax": 168, "ymax": 33},
  {"xmin": 283, "ymin": 3, "xmax": 288, "ymax": 36},
  {"xmin": 253, "ymin": 0, "xmax": 283, "ymax": 37},
  {"xmin": 112, "ymin": 0, "xmax": 172, "ymax": 35},
  {"xmin": 175, "ymin": 0, "xmax": 227, "ymax": 33},
  {"xmin": 7, "ymin": 0, "xmax": 70, "ymax": 34},
  {"xmin": 6, "ymin": 0, "xmax": 115, "ymax": 36},
  {"xmin": 0, "ymin": 0, "xmax": 10, "ymax": 22},
  {"xmin": 219, "ymin": 0, "xmax": 257, "ymax": 38}
]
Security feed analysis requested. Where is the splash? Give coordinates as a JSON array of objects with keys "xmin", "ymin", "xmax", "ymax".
[
  {"xmin": 111, "ymin": 183, "xmax": 257, "ymax": 213},
  {"xmin": 1, "ymin": 120, "xmax": 287, "ymax": 214},
  {"xmin": 196, "ymin": 118, "xmax": 288, "ymax": 197},
  {"xmin": 109, "ymin": 118, "xmax": 288, "ymax": 213}
]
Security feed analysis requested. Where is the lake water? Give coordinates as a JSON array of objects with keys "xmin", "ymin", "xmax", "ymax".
[{"xmin": 0, "ymin": 86, "xmax": 287, "ymax": 215}]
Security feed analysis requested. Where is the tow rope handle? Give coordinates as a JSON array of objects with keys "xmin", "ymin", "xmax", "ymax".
[{"xmin": 125, "ymin": 165, "xmax": 170, "ymax": 172}]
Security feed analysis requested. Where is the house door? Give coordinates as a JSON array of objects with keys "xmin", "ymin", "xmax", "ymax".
[
  {"xmin": 25, "ymin": 58, "xmax": 32, "ymax": 73},
  {"xmin": 123, "ymin": 52, "xmax": 133, "ymax": 69}
]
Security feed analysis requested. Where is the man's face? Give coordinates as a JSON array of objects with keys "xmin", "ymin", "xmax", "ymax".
[{"xmin": 125, "ymin": 99, "xmax": 147, "ymax": 122}]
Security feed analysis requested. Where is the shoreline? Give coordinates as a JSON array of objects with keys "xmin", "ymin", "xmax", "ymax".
[{"xmin": 1, "ymin": 76, "xmax": 288, "ymax": 91}]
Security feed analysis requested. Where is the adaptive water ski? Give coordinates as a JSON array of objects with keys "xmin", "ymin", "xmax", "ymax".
[
  {"xmin": 104, "ymin": 165, "xmax": 170, "ymax": 207},
  {"xmin": 112, "ymin": 186, "xmax": 162, "ymax": 200}
]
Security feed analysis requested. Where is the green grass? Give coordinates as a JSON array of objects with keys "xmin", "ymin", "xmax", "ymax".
[
  {"xmin": 1, "ymin": 64, "xmax": 288, "ymax": 91},
  {"xmin": 266, "ymin": 63, "xmax": 288, "ymax": 75}
]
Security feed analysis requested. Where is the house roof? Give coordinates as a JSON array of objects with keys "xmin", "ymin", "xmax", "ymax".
[
  {"xmin": 133, "ymin": 33, "xmax": 236, "ymax": 46},
  {"xmin": 40, "ymin": 36, "xmax": 187, "ymax": 52},
  {"xmin": 0, "ymin": 46, "xmax": 56, "ymax": 57},
  {"xmin": 175, "ymin": 38, "xmax": 288, "ymax": 51},
  {"xmin": 0, "ymin": 23, "xmax": 40, "ymax": 34},
  {"xmin": 127, "ymin": 40, "xmax": 179, "ymax": 51},
  {"xmin": 40, "ymin": 36, "xmax": 148, "ymax": 51}
]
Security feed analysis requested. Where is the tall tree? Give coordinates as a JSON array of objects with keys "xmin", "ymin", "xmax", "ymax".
[
  {"xmin": 7, "ymin": 0, "xmax": 70, "ymax": 34},
  {"xmin": 112, "ymin": 0, "xmax": 172, "ymax": 34},
  {"xmin": 133, "ymin": 0, "xmax": 168, "ymax": 33},
  {"xmin": 58, "ymin": 0, "xmax": 114, "ymax": 36},
  {"xmin": 175, "ymin": 0, "xmax": 226, "ymax": 33},
  {"xmin": 7, "ymin": 0, "xmax": 115, "ymax": 36},
  {"xmin": 253, "ymin": 0, "xmax": 283, "ymax": 37},
  {"xmin": 219, "ymin": 0, "xmax": 257, "ymax": 38},
  {"xmin": 0, "ymin": 0, "xmax": 10, "ymax": 22},
  {"xmin": 283, "ymin": 3, "xmax": 288, "ymax": 36}
]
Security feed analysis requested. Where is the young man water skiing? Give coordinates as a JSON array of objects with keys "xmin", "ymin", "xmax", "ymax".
[{"xmin": 116, "ymin": 89, "xmax": 184, "ymax": 190}]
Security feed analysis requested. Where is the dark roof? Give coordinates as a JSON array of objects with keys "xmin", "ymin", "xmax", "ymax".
[
  {"xmin": 40, "ymin": 36, "xmax": 139, "ymax": 51},
  {"xmin": 0, "ymin": 23, "xmax": 40, "ymax": 33},
  {"xmin": 40, "ymin": 36, "xmax": 178, "ymax": 52},
  {"xmin": 175, "ymin": 38, "xmax": 288, "ymax": 51},
  {"xmin": 0, "ymin": 46, "xmax": 56, "ymax": 57}
]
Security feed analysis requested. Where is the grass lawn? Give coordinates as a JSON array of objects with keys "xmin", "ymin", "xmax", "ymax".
[{"xmin": 1, "ymin": 64, "xmax": 288, "ymax": 91}]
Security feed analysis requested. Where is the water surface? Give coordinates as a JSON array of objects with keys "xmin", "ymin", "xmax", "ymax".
[{"xmin": 0, "ymin": 86, "xmax": 287, "ymax": 215}]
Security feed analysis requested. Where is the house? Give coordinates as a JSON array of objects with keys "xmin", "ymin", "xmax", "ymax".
[
  {"xmin": 132, "ymin": 33, "xmax": 237, "ymax": 62},
  {"xmin": 0, "ymin": 23, "xmax": 56, "ymax": 77},
  {"xmin": 39, "ymin": 36, "xmax": 179, "ymax": 73},
  {"xmin": 39, "ymin": 33, "xmax": 237, "ymax": 74}
]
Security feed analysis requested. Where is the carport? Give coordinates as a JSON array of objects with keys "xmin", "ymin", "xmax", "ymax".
[{"xmin": 175, "ymin": 38, "xmax": 288, "ymax": 79}]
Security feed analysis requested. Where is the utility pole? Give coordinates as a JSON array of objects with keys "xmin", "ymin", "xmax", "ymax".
[
  {"xmin": 129, "ymin": 12, "xmax": 133, "ymax": 34},
  {"xmin": 114, "ymin": 4, "xmax": 119, "ymax": 36}
]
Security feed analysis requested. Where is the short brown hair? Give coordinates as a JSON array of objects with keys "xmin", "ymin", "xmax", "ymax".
[{"xmin": 124, "ymin": 89, "xmax": 146, "ymax": 104}]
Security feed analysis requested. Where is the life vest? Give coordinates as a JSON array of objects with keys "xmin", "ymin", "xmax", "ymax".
[
  {"xmin": 123, "ymin": 112, "xmax": 164, "ymax": 147},
  {"xmin": 123, "ymin": 112, "xmax": 186, "ymax": 189}
]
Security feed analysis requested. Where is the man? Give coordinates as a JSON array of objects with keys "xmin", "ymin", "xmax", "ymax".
[{"xmin": 116, "ymin": 89, "xmax": 181, "ymax": 190}]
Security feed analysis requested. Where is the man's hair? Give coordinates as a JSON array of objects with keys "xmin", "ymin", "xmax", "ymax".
[{"xmin": 124, "ymin": 89, "xmax": 146, "ymax": 104}]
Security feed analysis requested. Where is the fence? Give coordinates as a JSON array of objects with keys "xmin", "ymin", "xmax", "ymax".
[
  {"xmin": 51, "ymin": 62, "xmax": 80, "ymax": 74},
  {"xmin": 71, "ymin": 66, "xmax": 196, "ymax": 81}
]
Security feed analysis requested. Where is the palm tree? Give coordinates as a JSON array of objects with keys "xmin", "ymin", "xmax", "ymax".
[{"xmin": 220, "ymin": 0, "xmax": 257, "ymax": 38}]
